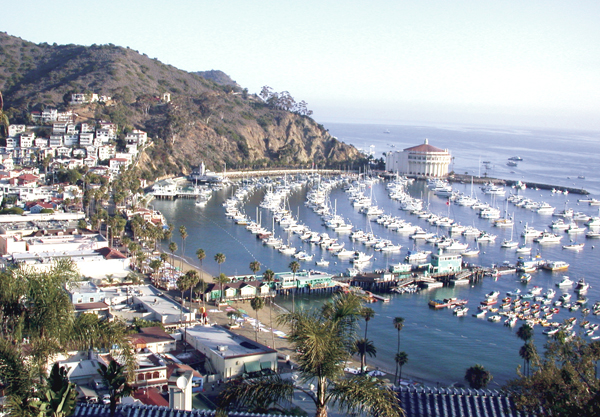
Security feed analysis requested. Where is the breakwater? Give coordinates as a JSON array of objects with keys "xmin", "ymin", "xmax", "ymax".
[{"xmin": 449, "ymin": 174, "xmax": 589, "ymax": 195}]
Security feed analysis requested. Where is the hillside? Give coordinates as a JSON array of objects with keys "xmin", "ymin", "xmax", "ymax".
[{"xmin": 0, "ymin": 32, "xmax": 363, "ymax": 178}]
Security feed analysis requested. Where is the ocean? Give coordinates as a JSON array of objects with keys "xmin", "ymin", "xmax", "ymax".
[{"xmin": 151, "ymin": 122, "xmax": 600, "ymax": 388}]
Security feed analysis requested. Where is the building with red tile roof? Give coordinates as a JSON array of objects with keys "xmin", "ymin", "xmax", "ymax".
[{"xmin": 386, "ymin": 139, "xmax": 451, "ymax": 177}]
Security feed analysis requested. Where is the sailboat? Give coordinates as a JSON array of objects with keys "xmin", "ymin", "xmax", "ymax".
[
  {"xmin": 515, "ymin": 238, "xmax": 532, "ymax": 254},
  {"xmin": 494, "ymin": 199, "xmax": 514, "ymax": 227},
  {"xmin": 501, "ymin": 219, "xmax": 518, "ymax": 248}
]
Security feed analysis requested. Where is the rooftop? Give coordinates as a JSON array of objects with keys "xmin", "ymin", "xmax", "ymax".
[
  {"xmin": 185, "ymin": 325, "xmax": 276, "ymax": 359},
  {"xmin": 404, "ymin": 139, "xmax": 448, "ymax": 154}
]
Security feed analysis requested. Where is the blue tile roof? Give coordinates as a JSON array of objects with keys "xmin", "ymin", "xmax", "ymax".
[
  {"xmin": 73, "ymin": 404, "xmax": 285, "ymax": 417},
  {"xmin": 397, "ymin": 386, "xmax": 525, "ymax": 417}
]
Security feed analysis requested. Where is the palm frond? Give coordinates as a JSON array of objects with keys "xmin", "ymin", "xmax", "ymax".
[
  {"xmin": 218, "ymin": 374, "xmax": 295, "ymax": 413},
  {"xmin": 328, "ymin": 375, "xmax": 404, "ymax": 417}
]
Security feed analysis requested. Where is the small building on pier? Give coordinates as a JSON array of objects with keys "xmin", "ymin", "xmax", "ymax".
[{"xmin": 429, "ymin": 252, "xmax": 462, "ymax": 274}]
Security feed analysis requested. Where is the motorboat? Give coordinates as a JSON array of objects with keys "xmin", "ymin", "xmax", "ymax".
[
  {"xmin": 575, "ymin": 278, "xmax": 590, "ymax": 294},
  {"xmin": 460, "ymin": 247, "xmax": 480, "ymax": 257},
  {"xmin": 485, "ymin": 291, "xmax": 500, "ymax": 300},
  {"xmin": 476, "ymin": 232, "xmax": 497, "ymax": 243},
  {"xmin": 315, "ymin": 258, "xmax": 330, "ymax": 267},
  {"xmin": 453, "ymin": 307, "xmax": 469, "ymax": 317},
  {"xmin": 378, "ymin": 243, "xmax": 402, "ymax": 252},
  {"xmin": 550, "ymin": 219, "xmax": 570, "ymax": 231},
  {"xmin": 521, "ymin": 273, "xmax": 532, "ymax": 283},
  {"xmin": 560, "ymin": 293, "xmax": 572, "ymax": 302},
  {"xmin": 586, "ymin": 230, "xmax": 600, "ymax": 239},
  {"xmin": 528, "ymin": 286, "xmax": 543, "ymax": 296},
  {"xmin": 556, "ymin": 276, "xmax": 574, "ymax": 287},
  {"xmin": 563, "ymin": 243, "xmax": 585, "ymax": 251},
  {"xmin": 536, "ymin": 202, "xmax": 556, "ymax": 215},
  {"xmin": 515, "ymin": 245, "xmax": 532, "ymax": 254},
  {"xmin": 473, "ymin": 310, "xmax": 487, "ymax": 318},
  {"xmin": 294, "ymin": 251, "xmax": 314, "ymax": 261},
  {"xmin": 352, "ymin": 252, "xmax": 374, "ymax": 264},
  {"xmin": 336, "ymin": 249, "xmax": 355, "ymax": 258},
  {"xmin": 481, "ymin": 183, "xmax": 506, "ymax": 196},
  {"xmin": 462, "ymin": 226, "xmax": 482, "ymax": 236},
  {"xmin": 544, "ymin": 261, "xmax": 570, "ymax": 271},
  {"xmin": 521, "ymin": 225, "xmax": 543, "ymax": 238},
  {"xmin": 501, "ymin": 239, "xmax": 518, "ymax": 249},
  {"xmin": 534, "ymin": 232, "xmax": 562, "ymax": 244},
  {"xmin": 405, "ymin": 250, "xmax": 431, "ymax": 262},
  {"xmin": 566, "ymin": 223, "xmax": 586, "ymax": 234}
]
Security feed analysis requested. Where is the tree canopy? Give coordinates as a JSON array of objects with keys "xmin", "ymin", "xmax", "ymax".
[{"xmin": 505, "ymin": 334, "xmax": 600, "ymax": 416}]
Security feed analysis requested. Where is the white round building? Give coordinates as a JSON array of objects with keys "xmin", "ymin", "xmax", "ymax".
[{"xmin": 385, "ymin": 139, "xmax": 451, "ymax": 178}]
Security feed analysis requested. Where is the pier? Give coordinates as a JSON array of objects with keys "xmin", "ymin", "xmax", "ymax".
[{"xmin": 449, "ymin": 174, "xmax": 589, "ymax": 195}]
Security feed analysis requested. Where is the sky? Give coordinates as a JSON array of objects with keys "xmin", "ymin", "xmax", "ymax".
[{"xmin": 3, "ymin": 1, "xmax": 600, "ymax": 131}]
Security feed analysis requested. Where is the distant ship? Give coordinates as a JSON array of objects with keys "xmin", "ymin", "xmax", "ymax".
[
  {"xmin": 508, "ymin": 156, "xmax": 523, "ymax": 161},
  {"xmin": 384, "ymin": 129, "xmax": 391, "ymax": 134}
]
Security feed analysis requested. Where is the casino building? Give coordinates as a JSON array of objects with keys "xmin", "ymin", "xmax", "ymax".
[{"xmin": 385, "ymin": 139, "xmax": 451, "ymax": 178}]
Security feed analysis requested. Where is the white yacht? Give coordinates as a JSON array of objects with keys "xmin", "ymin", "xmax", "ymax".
[
  {"xmin": 405, "ymin": 250, "xmax": 431, "ymax": 262},
  {"xmin": 534, "ymin": 232, "xmax": 562, "ymax": 244},
  {"xmin": 315, "ymin": 258, "xmax": 330, "ymax": 267},
  {"xmin": 556, "ymin": 275, "xmax": 573, "ymax": 287}
]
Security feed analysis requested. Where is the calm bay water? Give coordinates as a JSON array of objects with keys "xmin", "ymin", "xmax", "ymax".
[{"xmin": 153, "ymin": 122, "xmax": 600, "ymax": 388}]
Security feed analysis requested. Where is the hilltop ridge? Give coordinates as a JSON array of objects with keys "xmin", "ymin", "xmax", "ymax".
[{"xmin": 0, "ymin": 32, "xmax": 363, "ymax": 178}]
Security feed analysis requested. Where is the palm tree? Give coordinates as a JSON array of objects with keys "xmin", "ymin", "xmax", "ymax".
[
  {"xmin": 184, "ymin": 270, "xmax": 199, "ymax": 312},
  {"xmin": 176, "ymin": 274, "xmax": 191, "ymax": 324},
  {"xmin": 218, "ymin": 292, "xmax": 403, "ymax": 417},
  {"xmin": 395, "ymin": 352, "xmax": 408, "ymax": 385},
  {"xmin": 194, "ymin": 278, "xmax": 207, "ymax": 313},
  {"xmin": 214, "ymin": 273, "xmax": 230, "ymax": 304},
  {"xmin": 196, "ymin": 248, "xmax": 206, "ymax": 269},
  {"xmin": 352, "ymin": 338, "xmax": 377, "ymax": 374},
  {"xmin": 262, "ymin": 269, "xmax": 276, "ymax": 349},
  {"xmin": 516, "ymin": 324, "xmax": 534, "ymax": 342},
  {"xmin": 362, "ymin": 307, "xmax": 375, "ymax": 340},
  {"xmin": 393, "ymin": 316, "xmax": 405, "ymax": 385},
  {"xmin": 160, "ymin": 252, "xmax": 169, "ymax": 264},
  {"xmin": 149, "ymin": 259, "xmax": 162, "ymax": 281},
  {"xmin": 465, "ymin": 364, "xmax": 493, "ymax": 389},
  {"xmin": 179, "ymin": 225, "xmax": 188, "ymax": 271},
  {"xmin": 168, "ymin": 242, "xmax": 178, "ymax": 277},
  {"xmin": 97, "ymin": 360, "xmax": 135, "ymax": 417},
  {"xmin": 249, "ymin": 260, "xmax": 261, "ymax": 277},
  {"xmin": 215, "ymin": 252, "xmax": 226, "ymax": 275},
  {"xmin": 227, "ymin": 311, "xmax": 239, "ymax": 326},
  {"xmin": 519, "ymin": 341, "xmax": 537, "ymax": 377},
  {"xmin": 288, "ymin": 261, "xmax": 300, "ymax": 314},
  {"xmin": 250, "ymin": 296, "xmax": 265, "ymax": 342}
]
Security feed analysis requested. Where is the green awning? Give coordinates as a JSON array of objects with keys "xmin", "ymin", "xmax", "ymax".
[
  {"xmin": 260, "ymin": 361, "xmax": 272, "ymax": 370},
  {"xmin": 244, "ymin": 361, "xmax": 261, "ymax": 373}
]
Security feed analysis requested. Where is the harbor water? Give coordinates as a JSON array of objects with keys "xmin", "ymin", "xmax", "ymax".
[{"xmin": 152, "ymin": 122, "xmax": 600, "ymax": 388}]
